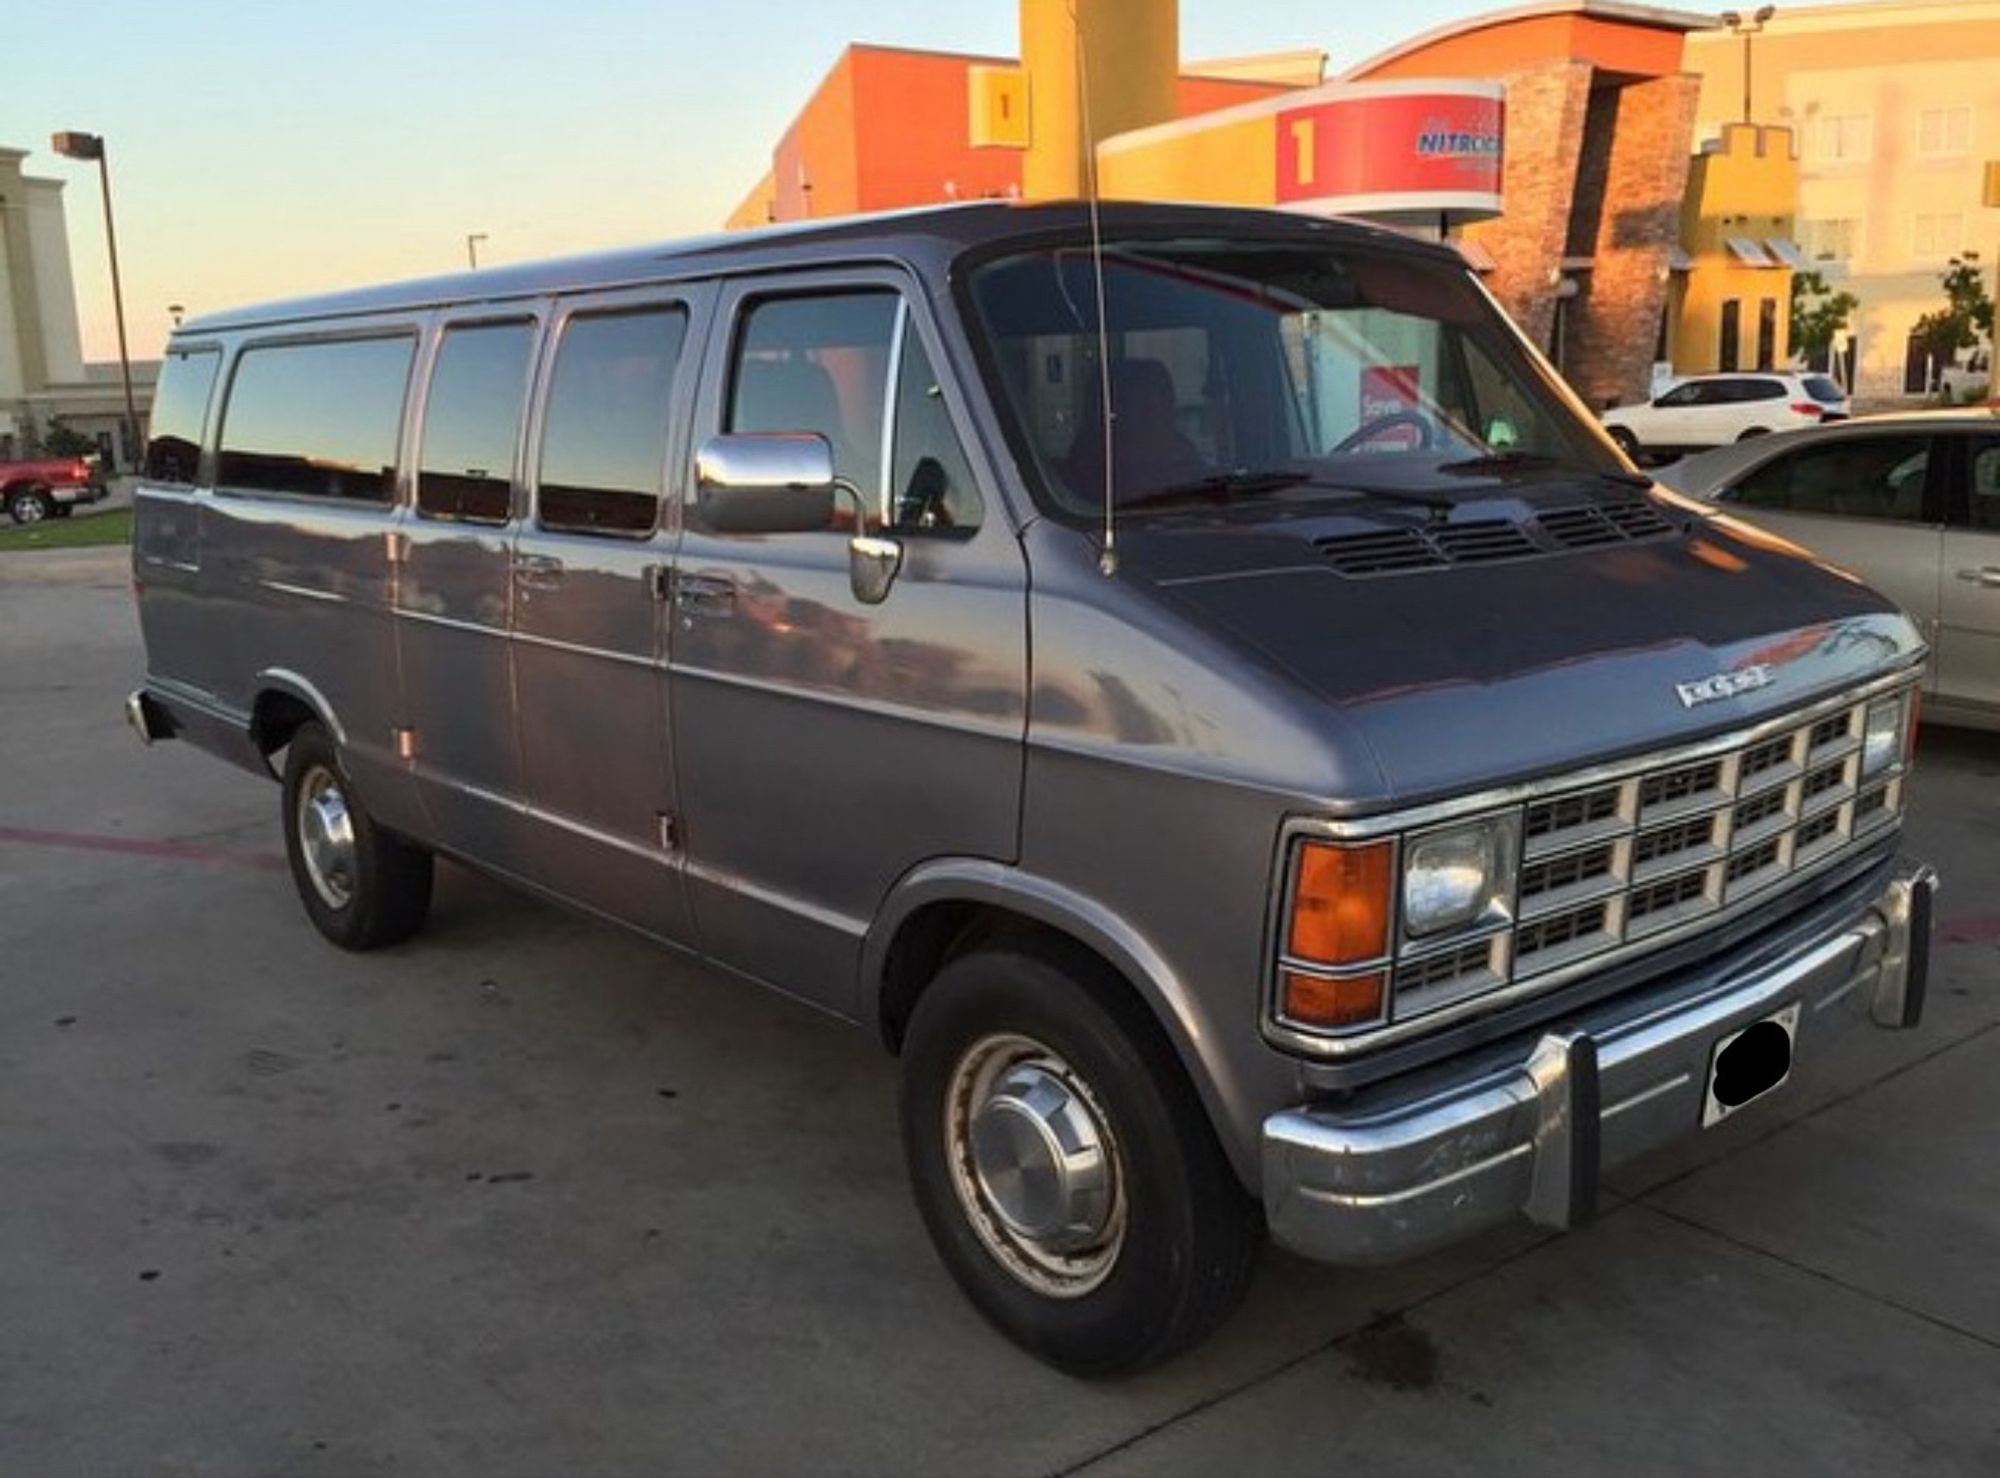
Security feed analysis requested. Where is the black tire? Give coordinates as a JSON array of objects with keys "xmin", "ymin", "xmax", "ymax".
[
  {"xmin": 900, "ymin": 937, "xmax": 1262, "ymax": 1376},
  {"xmin": 1608, "ymin": 427, "xmax": 1641, "ymax": 459},
  {"xmin": 7, "ymin": 487, "xmax": 54, "ymax": 525},
  {"xmin": 280, "ymin": 721, "xmax": 433, "ymax": 950}
]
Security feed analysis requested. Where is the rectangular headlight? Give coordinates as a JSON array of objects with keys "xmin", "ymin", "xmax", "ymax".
[
  {"xmin": 1862, "ymin": 693, "xmax": 1908, "ymax": 779},
  {"xmin": 1402, "ymin": 815, "xmax": 1520, "ymax": 940}
]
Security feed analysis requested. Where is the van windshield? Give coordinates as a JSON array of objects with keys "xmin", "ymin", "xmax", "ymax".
[{"xmin": 965, "ymin": 238, "xmax": 1623, "ymax": 518}]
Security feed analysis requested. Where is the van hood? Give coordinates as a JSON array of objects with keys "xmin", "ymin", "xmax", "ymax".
[{"xmin": 1117, "ymin": 485, "xmax": 1923, "ymax": 808}]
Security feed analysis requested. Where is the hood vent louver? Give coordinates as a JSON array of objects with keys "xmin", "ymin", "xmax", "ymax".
[{"xmin": 1313, "ymin": 496, "xmax": 1680, "ymax": 578}]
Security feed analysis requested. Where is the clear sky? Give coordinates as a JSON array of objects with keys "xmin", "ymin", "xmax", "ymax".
[{"xmin": 12, "ymin": 0, "xmax": 1508, "ymax": 362}]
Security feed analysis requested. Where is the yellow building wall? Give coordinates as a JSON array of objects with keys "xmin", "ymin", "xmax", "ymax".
[
  {"xmin": 1686, "ymin": 2, "xmax": 2000, "ymax": 398},
  {"xmin": 1095, "ymin": 111, "xmax": 1276, "ymax": 204},
  {"xmin": 1020, "ymin": 0, "xmax": 1180, "ymax": 199},
  {"xmin": 1676, "ymin": 123, "xmax": 1798, "ymax": 376}
]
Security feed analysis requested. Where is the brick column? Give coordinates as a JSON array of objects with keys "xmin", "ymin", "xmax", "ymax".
[
  {"xmin": 1461, "ymin": 62, "xmax": 1594, "ymax": 354},
  {"xmin": 1565, "ymin": 73, "xmax": 1702, "ymax": 410}
]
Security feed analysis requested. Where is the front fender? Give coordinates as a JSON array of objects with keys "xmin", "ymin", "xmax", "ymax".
[{"xmin": 861, "ymin": 857, "xmax": 1273, "ymax": 1189}]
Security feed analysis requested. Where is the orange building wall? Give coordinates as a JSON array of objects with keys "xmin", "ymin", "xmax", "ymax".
[
  {"xmin": 851, "ymin": 48, "xmax": 1027, "ymax": 212},
  {"xmin": 735, "ymin": 44, "xmax": 1294, "ymax": 225},
  {"xmin": 1352, "ymin": 15, "xmax": 1689, "ymax": 82}
]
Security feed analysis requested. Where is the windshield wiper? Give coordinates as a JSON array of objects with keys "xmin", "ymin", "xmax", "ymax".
[
  {"xmin": 1436, "ymin": 450, "xmax": 1560, "ymax": 476},
  {"xmin": 1117, "ymin": 468, "xmax": 1312, "ymax": 511},
  {"xmin": 1437, "ymin": 450, "xmax": 1654, "ymax": 491}
]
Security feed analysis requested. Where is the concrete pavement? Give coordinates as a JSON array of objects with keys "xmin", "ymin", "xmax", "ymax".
[{"xmin": 2, "ymin": 554, "xmax": 1996, "ymax": 1476}]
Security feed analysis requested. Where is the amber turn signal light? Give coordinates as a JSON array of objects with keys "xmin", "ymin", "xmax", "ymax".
[
  {"xmin": 1281, "ymin": 969, "xmax": 1386, "ymax": 1030},
  {"xmin": 1286, "ymin": 839, "xmax": 1393, "ymax": 966}
]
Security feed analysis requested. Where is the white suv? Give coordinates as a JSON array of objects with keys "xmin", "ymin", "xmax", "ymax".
[{"xmin": 1602, "ymin": 372, "xmax": 1850, "ymax": 460}]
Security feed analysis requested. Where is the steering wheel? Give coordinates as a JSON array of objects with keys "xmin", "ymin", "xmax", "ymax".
[{"xmin": 1333, "ymin": 410, "xmax": 1438, "ymax": 455}]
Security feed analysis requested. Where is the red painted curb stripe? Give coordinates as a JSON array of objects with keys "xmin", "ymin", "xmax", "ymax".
[
  {"xmin": 1941, "ymin": 914, "xmax": 2000, "ymax": 946},
  {"xmin": 0, "ymin": 825, "xmax": 285, "ymax": 872}
]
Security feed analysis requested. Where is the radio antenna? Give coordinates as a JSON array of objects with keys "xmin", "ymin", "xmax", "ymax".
[{"xmin": 1070, "ymin": 3, "xmax": 1118, "ymax": 576}]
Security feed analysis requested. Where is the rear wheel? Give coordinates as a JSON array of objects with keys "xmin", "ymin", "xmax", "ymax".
[
  {"xmin": 900, "ymin": 938, "xmax": 1262, "ymax": 1376},
  {"xmin": 280, "ymin": 721, "xmax": 433, "ymax": 950},
  {"xmin": 6, "ymin": 487, "xmax": 54, "ymax": 525}
]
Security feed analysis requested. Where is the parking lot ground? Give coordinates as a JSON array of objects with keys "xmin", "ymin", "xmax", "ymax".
[{"xmin": 3, "ymin": 550, "xmax": 1997, "ymax": 1477}]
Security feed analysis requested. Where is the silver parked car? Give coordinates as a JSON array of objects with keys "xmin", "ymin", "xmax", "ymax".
[
  {"xmin": 126, "ymin": 203, "xmax": 1936, "ymax": 1374},
  {"xmin": 1658, "ymin": 409, "xmax": 2000, "ymax": 731}
]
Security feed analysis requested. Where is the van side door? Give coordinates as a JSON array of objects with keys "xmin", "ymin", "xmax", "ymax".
[
  {"xmin": 670, "ymin": 270, "xmax": 1028, "ymax": 1016},
  {"xmin": 393, "ymin": 310, "xmax": 544, "ymax": 865},
  {"xmin": 507, "ymin": 288, "xmax": 708, "ymax": 947}
]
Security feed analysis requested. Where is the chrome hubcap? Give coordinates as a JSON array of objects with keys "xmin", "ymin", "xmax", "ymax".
[
  {"xmin": 297, "ymin": 765, "xmax": 356, "ymax": 910},
  {"xmin": 946, "ymin": 1034, "xmax": 1125, "ymax": 1297},
  {"xmin": 15, "ymin": 496, "xmax": 46, "ymax": 524}
]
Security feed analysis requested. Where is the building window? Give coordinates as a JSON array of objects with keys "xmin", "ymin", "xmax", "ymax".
[
  {"xmin": 1757, "ymin": 299, "xmax": 1778, "ymax": 372},
  {"xmin": 1912, "ymin": 212, "xmax": 1965, "ymax": 262},
  {"xmin": 1720, "ymin": 299, "xmax": 1742, "ymax": 373},
  {"xmin": 1916, "ymin": 106, "xmax": 1973, "ymax": 158},
  {"xmin": 1815, "ymin": 114, "xmax": 1873, "ymax": 163},
  {"xmin": 1797, "ymin": 217, "xmax": 1860, "ymax": 264}
]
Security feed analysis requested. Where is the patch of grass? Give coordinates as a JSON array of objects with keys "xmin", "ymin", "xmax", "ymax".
[{"xmin": 0, "ymin": 507, "xmax": 133, "ymax": 551}]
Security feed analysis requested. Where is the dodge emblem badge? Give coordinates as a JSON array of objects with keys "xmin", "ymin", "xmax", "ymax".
[{"xmin": 1676, "ymin": 664, "xmax": 1775, "ymax": 709}]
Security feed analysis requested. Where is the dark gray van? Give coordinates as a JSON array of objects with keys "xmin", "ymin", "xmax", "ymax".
[{"xmin": 127, "ymin": 203, "xmax": 1936, "ymax": 1373}]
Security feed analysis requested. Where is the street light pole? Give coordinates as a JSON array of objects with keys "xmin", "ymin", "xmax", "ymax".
[
  {"xmin": 1721, "ymin": 6, "xmax": 1777, "ymax": 125},
  {"xmin": 466, "ymin": 233, "xmax": 487, "ymax": 269},
  {"xmin": 50, "ymin": 131, "xmax": 140, "ymax": 470}
]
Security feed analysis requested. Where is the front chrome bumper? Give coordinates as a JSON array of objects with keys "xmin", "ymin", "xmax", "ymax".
[{"xmin": 1262, "ymin": 862, "xmax": 1936, "ymax": 1263}]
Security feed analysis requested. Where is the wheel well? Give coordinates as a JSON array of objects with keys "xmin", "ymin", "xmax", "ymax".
[
  {"xmin": 878, "ymin": 901, "xmax": 1143, "ymax": 1054},
  {"xmin": 250, "ymin": 690, "xmax": 318, "ymax": 760}
]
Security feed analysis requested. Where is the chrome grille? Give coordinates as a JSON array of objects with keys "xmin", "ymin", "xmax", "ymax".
[{"xmin": 1380, "ymin": 684, "xmax": 1910, "ymax": 1022}]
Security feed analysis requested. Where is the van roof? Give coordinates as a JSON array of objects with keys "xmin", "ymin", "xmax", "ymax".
[{"xmin": 175, "ymin": 200, "xmax": 1454, "ymax": 336}]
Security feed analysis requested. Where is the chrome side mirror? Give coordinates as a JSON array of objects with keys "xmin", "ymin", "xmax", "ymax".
[{"xmin": 694, "ymin": 433, "xmax": 837, "ymax": 535}]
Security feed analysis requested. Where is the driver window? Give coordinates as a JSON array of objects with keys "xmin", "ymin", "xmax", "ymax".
[
  {"xmin": 1729, "ymin": 436, "xmax": 1933, "ymax": 521},
  {"xmin": 888, "ymin": 323, "xmax": 983, "ymax": 536},
  {"xmin": 1655, "ymin": 383, "xmax": 1703, "ymax": 408},
  {"xmin": 729, "ymin": 292, "xmax": 899, "ymax": 528}
]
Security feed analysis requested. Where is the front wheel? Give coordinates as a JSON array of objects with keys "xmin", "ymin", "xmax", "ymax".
[
  {"xmin": 900, "ymin": 939, "xmax": 1262, "ymax": 1376},
  {"xmin": 7, "ymin": 487, "xmax": 54, "ymax": 525},
  {"xmin": 1607, "ymin": 426, "xmax": 1641, "ymax": 459},
  {"xmin": 281, "ymin": 722, "xmax": 433, "ymax": 950}
]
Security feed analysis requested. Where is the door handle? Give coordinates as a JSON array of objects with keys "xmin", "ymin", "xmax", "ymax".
[
  {"xmin": 1953, "ymin": 567, "xmax": 2000, "ymax": 588},
  {"xmin": 673, "ymin": 571, "xmax": 736, "ymax": 615},
  {"xmin": 512, "ymin": 553, "xmax": 565, "ymax": 589}
]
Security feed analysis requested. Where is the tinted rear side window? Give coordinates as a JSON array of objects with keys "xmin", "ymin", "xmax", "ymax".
[
  {"xmin": 218, "ymin": 336, "xmax": 415, "ymax": 501},
  {"xmin": 1737, "ymin": 379, "xmax": 1786, "ymax": 402},
  {"xmin": 1730, "ymin": 435, "xmax": 1932, "ymax": 521},
  {"xmin": 419, "ymin": 321, "xmax": 536, "ymax": 524},
  {"xmin": 537, "ymin": 307, "xmax": 687, "ymax": 536},
  {"xmin": 1803, "ymin": 375, "xmax": 1845, "ymax": 404},
  {"xmin": 144, "ymin": 347, "xmax": 221, "ymax": 484}
]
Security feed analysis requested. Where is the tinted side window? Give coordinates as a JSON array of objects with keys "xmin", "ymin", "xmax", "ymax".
[
  {"xmin": 730, "ymin": 293, "xmax": 900, "ymax": 515},
  {"xmin": 1968, "ymin": 437, "xmax": 2000, "ymax": 531},
  {"xmin": 1655, "ymin": 383, "xmax": 1704, "ymax": 408},
  {"xmin": 218, "ymin": 336, "xmax": 415, "ymax": 501},
  {"xmin": 889, "ymin": 324, "xmax": 982, "ymax": 535},
  {"xmin": 144, "ymin": 347, "xmax": 221, "ymax": 484},
  {"xmin": 1743, "ymin": 378, "xmax": 1787, "ymax": 402},
  {"xmin": 1730, "ymin": 435, "xmax": 1932, "ymax": 521},
  {"xmin": 419, "ymin": 321, "xmax": 535, "ymax": 524},
  {"xmin": 537, "ymin": 307, "xmax": 687, "ymax": 536}
]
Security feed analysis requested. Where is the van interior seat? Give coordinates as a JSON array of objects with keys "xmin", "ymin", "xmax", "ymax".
[{"xmin": 1064, "ymin": 357, "xmax": 1206, "ymax": 505}]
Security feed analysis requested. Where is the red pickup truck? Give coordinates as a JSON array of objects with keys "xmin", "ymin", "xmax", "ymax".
[{"xmin": 2, "ymin": 455, "xmax": 108, "ymax": 524}]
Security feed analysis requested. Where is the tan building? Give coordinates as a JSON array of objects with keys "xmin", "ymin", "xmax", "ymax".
[
  {"xmin": 0, "ymin": 145, "xmax": 153, "ymax": 466},
  {"xmin": 1687, "ymin": 1, "xmax": 2000, "ymax": 399},
  {"xmin": 1672, "ymin": 122, "xmax": 1801, "ymax": 378}
]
